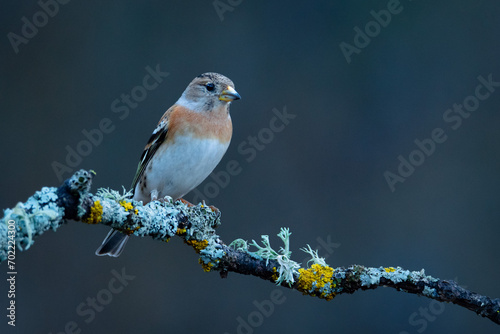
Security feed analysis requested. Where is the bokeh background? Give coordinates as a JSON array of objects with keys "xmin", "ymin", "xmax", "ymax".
[{"xmin": 1, "ymin": 1, "xmax": 500, "ymax": 333}]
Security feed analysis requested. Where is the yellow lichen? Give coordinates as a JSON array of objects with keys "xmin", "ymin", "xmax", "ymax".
[
  {"xmin": 198, "ymin": 258, "xmax": 213, "ymax": 272},
  {"xmin": 119, "ymin": 200, "xmax": 134, "ymax": 211},
  {"xmin": 121, "ymin": 225, "xmax": 140, "ymax": 236},
  {"xmin": 83, "ymin": 200, "xmax": 103, "ymax": 224},
  {"xmin": 176, "ymin": 228, "xmax": 187, "ymax": 235},
  {"xmin": 297, "ymin": 264, "xmax": 336, "ymax": 301},
  {"xmin": 384, "ymin": 267, "xmax": 396, "ymax": 273},
  {"xmin": 271, "ymin": 267, "xmax": 279, "ymax": 282},
  {"xmin": 134, "ymin": 208, "xmax": 139, "ymax": 215},
  {"xmin": 186, "ymin": 239, "xmax": 209, "ymax": 253}
]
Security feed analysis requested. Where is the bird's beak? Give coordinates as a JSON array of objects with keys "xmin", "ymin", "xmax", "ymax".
[{"xmin": 219, "ymin": 86, "xmax": 241, "ymax": 102}]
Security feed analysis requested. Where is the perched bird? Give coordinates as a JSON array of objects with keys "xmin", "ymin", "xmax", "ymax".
[{"xmin": 96, "ymin": 72, "xmax": 240, "ymax": 257}]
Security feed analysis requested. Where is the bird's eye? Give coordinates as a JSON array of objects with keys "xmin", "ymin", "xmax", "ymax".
[{"xmin": 205, "ymin": 83, "xmax": 215, "ymax": 91}]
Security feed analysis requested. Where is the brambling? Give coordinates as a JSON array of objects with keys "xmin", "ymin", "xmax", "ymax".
[{"xmin": 96, "ymin": 72, "xmax": 240, "ymax": 257}]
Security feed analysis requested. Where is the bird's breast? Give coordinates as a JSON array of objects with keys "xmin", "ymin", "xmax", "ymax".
[
  {"xmin": 168, "ymin": 105, "xmax": 233, "ymax": 144},
  {"xmin": 141, "ymin": 133, "xmax": 230, "ymax": 200}
]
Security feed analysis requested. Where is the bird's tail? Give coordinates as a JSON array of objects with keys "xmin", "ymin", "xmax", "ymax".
[{"xmin": 95, "ymin": 229, "xmax": 129, "ymax": 257}]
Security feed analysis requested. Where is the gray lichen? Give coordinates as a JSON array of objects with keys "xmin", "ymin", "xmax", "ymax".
[{"xmin": 1, "ymin": 186, "xmax": 64, "ymax": 259}]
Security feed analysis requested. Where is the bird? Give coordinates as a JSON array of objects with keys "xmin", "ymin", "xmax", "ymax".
[{"xmin": 95, "ymin": 72, "xmax": 240, "ymax": 257}]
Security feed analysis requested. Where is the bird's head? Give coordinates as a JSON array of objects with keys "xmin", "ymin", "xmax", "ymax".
[{"xmin": 177, "ymin": 72, "xmax": 241, "ymax": 112}]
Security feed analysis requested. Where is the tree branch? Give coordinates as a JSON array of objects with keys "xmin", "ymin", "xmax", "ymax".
[{"xmin": 1, "ymin": 170, "xmax": 499, "ymax": 325}]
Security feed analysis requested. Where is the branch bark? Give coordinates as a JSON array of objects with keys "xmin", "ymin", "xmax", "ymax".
[{"xmin": 1, "ymin": 170, "xmax": 499, "ymax": 325}]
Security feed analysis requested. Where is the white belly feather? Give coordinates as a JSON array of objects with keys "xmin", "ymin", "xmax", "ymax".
[{"xmin": 134, "ymin": 134, "xmax": 229, "ymax": 202}]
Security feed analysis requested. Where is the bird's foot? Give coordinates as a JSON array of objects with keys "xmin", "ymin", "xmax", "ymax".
[
  {"xmin": 178, "ymin": 198, "xmax": 220, "ymax": 216},
  {"xmin": 207, "ymin": 204, "xmax": 220, "ymax": 214},
  {"xmin": 178, "ymin": 198, "xmax": 195, "ymax": 207}
]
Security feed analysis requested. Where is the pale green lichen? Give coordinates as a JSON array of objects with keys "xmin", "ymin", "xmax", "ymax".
[
  {"xmin": 249, "ymin": 227, "xmax": 301, "ymax": 286},
  {"xmin": 97, "ymin": 187, "xmax": 133, "ymax": 202},
  {"xmin": 228, "ymin": 238, "xmax": 249, "ymax": 251},
  {"xmin": 250, "ymin": 234, "xmax": 279, "ymax": 262},
  {"xmin": 300, "ymin": 244, "xmax": 327, "ymax": 266}
]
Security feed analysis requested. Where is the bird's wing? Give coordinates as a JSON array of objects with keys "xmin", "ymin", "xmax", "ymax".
[{"xmin": 130, "ymin": 107, "xmax": 173, "ymax": 192}]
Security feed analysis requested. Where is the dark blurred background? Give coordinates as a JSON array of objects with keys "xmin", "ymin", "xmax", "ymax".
[{"xmin": 1, "ymin": 1, "xmax": 500, "ymax": 333}]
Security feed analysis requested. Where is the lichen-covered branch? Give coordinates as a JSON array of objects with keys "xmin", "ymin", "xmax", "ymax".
[{"xmin": 1, "ymin": 170, "xmax": 499, "ymax": 325}]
